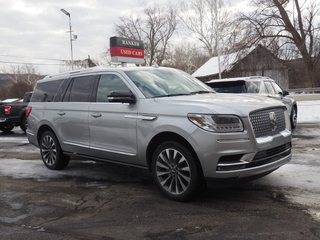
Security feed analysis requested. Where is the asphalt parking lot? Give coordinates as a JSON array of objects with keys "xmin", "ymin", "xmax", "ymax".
[{"xmin": 0, "ymin": 123, "xmax": 320, "ymax": 240}]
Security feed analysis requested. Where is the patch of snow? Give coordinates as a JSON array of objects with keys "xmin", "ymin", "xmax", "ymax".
[{"xmin": 297, "ymin": 100, "xmax": 320, "ymax": 122}]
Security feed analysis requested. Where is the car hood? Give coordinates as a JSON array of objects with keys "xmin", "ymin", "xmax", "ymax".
[{"xmin": 153, "ymin": 93, "xmax": 285, "ymax": 117}]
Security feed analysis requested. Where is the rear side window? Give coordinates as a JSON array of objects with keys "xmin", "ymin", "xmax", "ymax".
[
  {"xmin": 31, "ymin": 79, "xmax": 63, "ymax": 102},
  {"xmin": 63, "ymin": 76, "xmax": 95, "ymax": 102}
]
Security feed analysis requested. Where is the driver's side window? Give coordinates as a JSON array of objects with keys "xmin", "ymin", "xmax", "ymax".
[
  {"xmin": 264, "ymin": 81, "xmax": 276, "ymax": 94},
  {"xmin": 272, "ymin": 82, "xmax": 283, "ymax": 95},
  {"xmin": 96, "ymin": 74, "xmax": 130, "ymax": 102}
]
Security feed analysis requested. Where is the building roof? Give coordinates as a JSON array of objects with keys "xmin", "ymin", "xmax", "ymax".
[
  {"xmin": 192, "ymin": 45, "xmax": 285, "ymax": 78},
  {"xmin": 192, "ymin": 53, "xmax": 238, "ymax": 78}
]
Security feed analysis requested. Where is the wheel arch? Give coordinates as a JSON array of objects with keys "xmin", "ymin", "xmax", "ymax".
[
  {"xmin": 37, "ymin": 125, "xmax": 56, "ymax": 146},
  {"xmin": 293, "ymin": 103, "xmax": 297, "ymax": 113},
  {"xmin": 290, "ymin": 103, "xmax": 298, "ymax": 129},
  {"xmin": 146, "ymin": 132, "xmax": 203, "ymax": 176}
]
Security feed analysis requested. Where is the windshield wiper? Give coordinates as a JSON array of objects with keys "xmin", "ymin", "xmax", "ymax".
[
  {"xmin": 190, "ymin": 90, "xmax": 213, "ymax": 95},
  {"xmin": 154, "ymin": 93, "xmax": 190, "ymax": 98}
]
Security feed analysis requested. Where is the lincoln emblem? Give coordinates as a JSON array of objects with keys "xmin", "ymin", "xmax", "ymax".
[{"xmin": 269, "ymin": 112, "xmax": 277, "ymax": 131}]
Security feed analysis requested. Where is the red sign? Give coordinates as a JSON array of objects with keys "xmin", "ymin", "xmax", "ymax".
[
  {"xmin": 110, "ymin": 46, "xmax": 144, "ymax": 59},
  {"xmin": 110, "ymin": 37, "xmax": 145, "ymax": 64}
]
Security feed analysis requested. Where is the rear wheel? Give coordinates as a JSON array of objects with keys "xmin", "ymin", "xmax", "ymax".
[
  {"xmin": 151, "ymin": 141, "xmax": 202, "ymax": 201},
  {"xmin": 20, "ymin": 115, "xmax": 27, "ymax": 132},
  {"xmin": 0, "ymin": 124, "xmax": 14, "ymax": 133},
  {"xmin": 40, "ymin": 131, "xmax": 70, "ymax": 170}
]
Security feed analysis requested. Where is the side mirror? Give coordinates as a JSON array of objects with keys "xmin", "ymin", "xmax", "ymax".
[
  {"xmin": 107, "ymin": 90, "xmax": 136, "ymax": 104},
  {"xmin": 283, "ymin": 90, "xmax": 289, "ymax": 96}
]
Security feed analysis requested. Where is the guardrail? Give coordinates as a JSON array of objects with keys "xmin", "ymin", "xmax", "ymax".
[{"xmin": 287, "ymin": 87, "xmax": 320, "ymax": 93}]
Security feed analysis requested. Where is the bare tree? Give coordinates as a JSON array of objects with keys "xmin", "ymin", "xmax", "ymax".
[
  {"xmin": 0, "ymin": 86, "xmax": 9, "ymax": 100},
  {"xmin": 60, "ymin": 56, "xmax": 98, "ymax": 72},
  {"xmin": 163, "ymin": 44, "xmax": 210, "ymax": 74},
  {"xmin": 99, "ymin": 49, "xmax": 122, "ymax": 68},
  {"xmin": 8, "ymin": 81, "xmax": 33, "ymax": 99},
  {"xmin": 239, "ymin": 0, "xmax": 320, "ymax": 87},
  {"xmin": 179, "ymin": 0, "xmax": 238, "ymax": 57},
  {"xmin": 1, "ymin": 64, "xmax": 43, "ymax": 99},
  {"xmin": 1, "ymin": 64, "xmax": 42, "ymax": 86},
  {"xmin": 114, "ymin": 3, "xmax": 178, "ymax": 66}
]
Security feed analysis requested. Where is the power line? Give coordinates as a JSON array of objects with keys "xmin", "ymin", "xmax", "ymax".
[
  {"xmin": 0, "ymin": 60, "xmax": 62, "ymax": 66},
  {"xmin": 0, "ymin": 54, "xmax": 66, "ymax": 62}
]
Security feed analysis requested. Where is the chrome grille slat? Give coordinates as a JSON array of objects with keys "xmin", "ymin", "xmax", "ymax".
[{"xmin": 249, "ymin": 107, "xmax": 286, "ymax": 138}]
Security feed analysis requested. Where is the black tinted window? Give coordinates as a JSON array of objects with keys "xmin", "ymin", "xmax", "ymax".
[
  {"xmin": 207, "ymin": 81, "xmax": 246, "ymax": 93},
  {"xmin": 31, "ymin": 79, "xmax": 63, "ymax": 102},
  {"xmin": 64, "ymin": 76, "xmax": 94, "ymax": 102}
]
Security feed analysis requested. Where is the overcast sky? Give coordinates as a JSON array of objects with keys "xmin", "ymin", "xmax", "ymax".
[{"xmin": 0, "ymin": 0, "xmax": 246, "ymax": 75}]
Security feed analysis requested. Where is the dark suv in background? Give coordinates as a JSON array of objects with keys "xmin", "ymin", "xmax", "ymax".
[{"xmin": 206, "ymin": 77, "xmax": 297, "ymax": 129}]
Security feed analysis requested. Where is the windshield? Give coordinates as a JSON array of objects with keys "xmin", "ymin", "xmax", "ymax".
[{"xmin": 124, "ymin": 68, "xmax": 214, "ymax": 98}]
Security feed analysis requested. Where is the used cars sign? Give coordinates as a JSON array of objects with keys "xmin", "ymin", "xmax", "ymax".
[{"xmin": 110, "ymin": 37, "xmax": 145, "ymax": 64}]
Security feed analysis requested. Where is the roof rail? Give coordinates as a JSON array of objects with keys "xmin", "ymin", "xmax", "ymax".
[
  {"xmin": 45, "ymin": 66, "xmax": 106, "ymax": 79},
  {"xmin": 249, "ymin": 76, "xmax": 270, "ymax": 79}
]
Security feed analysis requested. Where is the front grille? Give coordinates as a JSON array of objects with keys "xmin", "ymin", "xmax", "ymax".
[
  {"xmin": 216, "ymin": 142, "xmax": 291, "ymax": 171},
  {"xmin": 249, "ymin": 107, "xmax": 286, "ymax": 138}
]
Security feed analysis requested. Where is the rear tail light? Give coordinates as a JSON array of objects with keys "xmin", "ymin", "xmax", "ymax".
[
  {"xmin": 26, "ymin": 107, "xmax": 32, "ymax": 117},
  {"xmin": 4, "ymin": 106, "xmax": 12, "ymax": 114}
]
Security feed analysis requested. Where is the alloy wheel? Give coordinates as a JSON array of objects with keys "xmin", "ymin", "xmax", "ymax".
[
  {"xmin": 155, "ymin": 148, "xmax": 191, "ymax": 195},
  {"xmin": 41, "ymin": 135, "xmax": 57, "ymax": 166}
]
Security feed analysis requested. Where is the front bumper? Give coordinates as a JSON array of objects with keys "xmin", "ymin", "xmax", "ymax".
[
  {"xmin": 187, "ymin": 117, "xmax": 292, "ymax": 183},
  {"xmin": 0, "ymin": 117, "xmax": 9, "ymax": 123}
]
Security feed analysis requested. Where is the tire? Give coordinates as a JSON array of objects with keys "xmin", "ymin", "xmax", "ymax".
[
  {"xmin": 40, "ymin": 131, "xmax": 70, "ymax": 170},
  {"xmin": 151, "ymin": 141, "xmax": 202, "ymax": 201},
  {"xmin": 0, "ymin": 124, "xmax": 14, "ymax": 133},
  {"xmin": 20, "ymin": 115, "xmax": 27, "ymax": 132},
  {"xmin": 290, "ymin": 106, "xmax": 297, "ymax": 129}
]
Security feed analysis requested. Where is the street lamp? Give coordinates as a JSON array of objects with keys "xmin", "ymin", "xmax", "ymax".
[{"xmin": 61, "ymin": 8, "xmax": 74, "ymax": 70}]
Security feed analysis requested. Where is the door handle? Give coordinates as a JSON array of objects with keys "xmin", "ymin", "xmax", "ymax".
[
  {"xmin": 57, "ymin": 111, "xmax": 66, "ymax": 116},
  {"xmin": 91, "ymin": 112, "xmax": 102, "ymax": 118}
]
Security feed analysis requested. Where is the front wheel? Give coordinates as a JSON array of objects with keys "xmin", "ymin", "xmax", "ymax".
[
  {"xmin": 290, "ymin": 106, "xmax": 297, "ymax": 129},
  {"xmin": 40, "ymin": 131, "xmax": 70, "ymax": 170},
  {"xmin": 151, "ymin": 141, "xmax": 202, "ymax": 201},
  {"xmin": 0, "ymin": 124, "xmax": 14, "ymax": 133}
]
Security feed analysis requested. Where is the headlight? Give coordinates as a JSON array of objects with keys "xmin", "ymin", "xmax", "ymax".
[{"xmin": 188, "ymin": 114, "xmax": 244, "ymax": 132}]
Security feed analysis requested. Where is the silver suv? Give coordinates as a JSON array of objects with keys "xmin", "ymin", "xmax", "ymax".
[
  {"xmin": 206, "ymin": 77, "xmax": 297, "ymax": 129},
  {"xmin": 26, "ymin": 66, "xmax": 292, "ymax": 201}
]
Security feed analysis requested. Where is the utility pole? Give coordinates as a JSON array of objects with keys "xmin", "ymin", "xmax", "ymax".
[
  {"xmin": 61, "ymin": 9, "xmax": 74, "ymax": 70},
  {"xmin": 215, "ymin": 0, "xmax": 221, "ymax": 79}
]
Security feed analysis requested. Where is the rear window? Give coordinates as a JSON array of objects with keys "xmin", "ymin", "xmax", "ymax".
[
  {"xmin": 207, "ymin": 81, "xmax": 246, "ymax": 93},
  {"xmin": 31, "ymin": 80, "xmax": 63, "ymax": 102}
]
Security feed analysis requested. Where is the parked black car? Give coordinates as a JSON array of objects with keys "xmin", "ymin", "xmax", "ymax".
[{"xmin": 0, "ymin": 92, "xmax": 32, "ymax": 132}]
